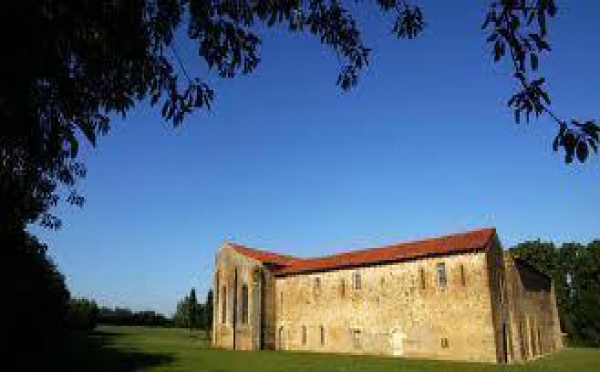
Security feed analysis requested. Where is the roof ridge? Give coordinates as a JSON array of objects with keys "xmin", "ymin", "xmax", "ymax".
[
  {"xmin": 228, "ymin": 227, "xmax": 496, "ymax": 273},
  {"xmin": 275, "ymin": 227, "xmax": 497, "ymax": 276},
  {"xmin": 291, "ymin": 227, "xmax": 496, "ymax": 263}
]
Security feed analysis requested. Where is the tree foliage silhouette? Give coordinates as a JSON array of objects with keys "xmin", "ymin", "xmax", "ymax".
[{"xmin": 1, "ymin": 0, "xmax": 597, "ymax": 230}]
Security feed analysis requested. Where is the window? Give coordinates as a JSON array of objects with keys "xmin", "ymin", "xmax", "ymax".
[
  {"xmin": 419, "ymin": 268, "xmax": 426, "ymax": 290},
  {"xmin": 314, "ymin": 277, "xmax": 321, "ymax": 296},
  {"xmin": 436, "ymin": 262, "xmax": 447, "ymax": 289},
  {"xmin": 302, "ymin": 326, "xmax": 307, "ymax": 345},
  {"xmin": 460, "ymin": 265, "xmax": 466, "ymax": 287},
  {"xmin": 280, "ymin": 291, "xmax": 283, "ymax": 310},
  {"xmin": 340, "ymin": 279, "xmax": 346, "ymax": 297},
  {"xmin": 320, "ymin": 325, "xmax": 325, "ymax": 346},
  {"xmin": 441, "ymin": 337, "xmax": 449, "ymax": 348},
  {"xmin": 221, "ymin": 286, "xmax": 227, "ymax": 324},
  {"xmin": 352, "ymin": 329, "xmax": 362, "ymax": 349},
  {"xmin": 353, "ymin": 271, "xmax": 361, "ymax": 290},
  {"xmin": 241, "ymin": 284, "xmax": 249, "ymax": 324}
]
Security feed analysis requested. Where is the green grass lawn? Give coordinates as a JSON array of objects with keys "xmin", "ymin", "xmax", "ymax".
[{"xmin": 69, "ymin": 325, "xmax": 599, "ymax": 371}]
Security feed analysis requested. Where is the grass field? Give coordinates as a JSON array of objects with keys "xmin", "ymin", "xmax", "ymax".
[{"xmin": 68, "ymin": 325, "xmax": 599, "ymax": 371}]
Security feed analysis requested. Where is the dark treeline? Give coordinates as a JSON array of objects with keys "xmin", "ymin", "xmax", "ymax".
[
  {"xmin": 97, "ymin": 307, "xmax": 171, "ymax": 327},
  {"xmin": 68, "ymin": 289, "xmax": 214, "ymax": 332},
  {"xmin": 510, "ymin": 239, "xmax": 600, "ymax": 347}
]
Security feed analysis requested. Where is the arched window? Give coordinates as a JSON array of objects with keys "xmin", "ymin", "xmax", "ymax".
[
  {"xmin": 241, "ymin": 284, "xmax": 249, "ymax": 324},
  {"xmin": 221, "ymin": 286, "xmax": 227, "ymax": 324}
]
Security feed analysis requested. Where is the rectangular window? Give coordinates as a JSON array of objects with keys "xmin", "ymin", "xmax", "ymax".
[
  {"xmin": 460, "ymin": 265, "xmax": 466, "ymax": 287},
  {"xmin": 340, "ymin": 279, "xmax": 346, "ymax": 297},
  {"xmin": 353, "ymin": 271, "xmax": 361, "ymax": 290},
  {"xmin": 302, "ymin": 326, "xmax": 307, "ymax": 345},
  {"xmin": 241, "ymin": 284, "xmax": 249, "ymax": 324},
  {"xmin": 280, "ymin": 291, "xmax": 283, "ymax": 310},
  {"xmin": 320, "ymin": 325, "xmax": 325, "ymax": 346},
  {"xmin": 437, "ymin": 262, "xmax": 447, "ymax": 289},
  {"xmin": 314, "ymin": 277, "xmax": 321, "ymax": 296},
  {"xmin": 420, "ymin": 268, "xmax": 426, "ymax": 290},
  {"xmin": 352, "ymin": 329, "xmax": 362, "ymax": 349},
  {"xmin": 441, "ymin": 337, "xmax": 449, "ymax": 348}
]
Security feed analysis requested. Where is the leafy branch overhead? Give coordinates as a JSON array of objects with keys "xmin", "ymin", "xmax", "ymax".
[
  {"xmin": 0, "ymin": 1, "xmax": 597, "ymax": 231},
  {"xmin": 482, "ymin": 0, "xmax": 599, "ymax": 163}
]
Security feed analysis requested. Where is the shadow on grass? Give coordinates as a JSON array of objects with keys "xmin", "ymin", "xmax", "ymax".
[{"xmin": 63, "ymin": 328, "xmax": 176, "ymax": 372}]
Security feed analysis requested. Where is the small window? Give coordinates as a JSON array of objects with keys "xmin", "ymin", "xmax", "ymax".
[
  {"xmin": 340, "ymin": 278, "xmax": 346, "ymax": 297},
  {"xmin": 352, "ymin": 329, "xmax": 362, "ymax": 349},
  {"xmin": 460, "ymin": 265, "xmax": 466, "ymax": 287},
  {"xmin": 241, "ymin": 284, "xmax": 249, "ymax": 324},
  {"xmin": 353, "ymin": 271, "xmax": 361, "ymax": 290},
  {"xmin": 221, "ymin": 286, "xmax": 227, "ymax": 324},
  {"xmin": 302, "ymin": 326, "xmax": 307, "ymax": 345},
  {"xmin": 441, "ymin": 337, "xmax": 449, "ymax": 348},
  {"xmin": 280, "ymin": 291, "xmax": 283, "ymax": 310},
  {"xmin": 320, "ymin": 325, "xmax": 325, "ymax": 346},
  {"xmin": 419, "ymin": 268, "xmax": 426, "ymax": 290},
  {"xmin": 436, "ymin": 262, "xmax": 447, "ymax": 289},
  {"xmin": 314, "ymin": 277, "xmax": 321, "ymax": 296}
]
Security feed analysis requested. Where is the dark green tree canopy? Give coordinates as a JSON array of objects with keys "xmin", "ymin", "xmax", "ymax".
[{"xmin": 1, "ymin": 0, "xmax": 597, "ymax": 230}]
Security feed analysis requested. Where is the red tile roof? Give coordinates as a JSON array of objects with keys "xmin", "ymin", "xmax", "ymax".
[
  {"xmin": 230, "ymin": 228, "xmax": 496, "ymax": 276},
  {"xmin": 230, "ymin": 243, "xmax": 296, "ymax": 265}
]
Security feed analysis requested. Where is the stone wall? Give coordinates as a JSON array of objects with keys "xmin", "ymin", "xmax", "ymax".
[
  {"xmin": 273, "ymin": 251, "xmax": 499, "ymax": 363},
  {"xmin": 213, "ymin": 244, "xmax": 269, "ymax": 350},
  {"xmin": 484, "ymin": 236, "xmax": 510, "ymax": 362},
  {"xmin": 504, "ymin": 256, "xmax": 564, "ymax": 362}
]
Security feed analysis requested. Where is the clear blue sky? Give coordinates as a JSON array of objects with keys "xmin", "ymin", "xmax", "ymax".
[{"xmin": 33, "ymin": 2, "xmax": 599, "ymax": 315}]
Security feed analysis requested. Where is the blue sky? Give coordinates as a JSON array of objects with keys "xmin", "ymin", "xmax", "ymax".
[{"xmin": 34, "ymin": 2, "xmax": 599, "ymax": 315}]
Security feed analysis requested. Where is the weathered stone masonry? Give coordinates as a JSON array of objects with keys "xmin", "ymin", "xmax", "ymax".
[{"xmin": 212, "ymin": 228, "xmax": 563, "ymax": 363}]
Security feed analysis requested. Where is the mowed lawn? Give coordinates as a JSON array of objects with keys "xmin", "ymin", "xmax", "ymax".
[{"xmin": 70, "ymin": 325, "xmax": 599, "ymax": 371}]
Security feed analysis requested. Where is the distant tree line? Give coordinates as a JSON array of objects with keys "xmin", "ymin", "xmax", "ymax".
[
  {"xmin": 67, "ymin": 289, "xmax": 214, "ymax": 333},
  {"xmin": 97, "ymin": 307, "xmax": 171, "ymax": 327},
  {"xmin": 509, "ymin": 239, "xmax": 600, "ymax": 347}
]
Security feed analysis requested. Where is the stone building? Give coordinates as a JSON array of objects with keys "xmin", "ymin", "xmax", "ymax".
[{"xmin": 212, "ymin": 228, "xmax": 563, "ymax": 363}]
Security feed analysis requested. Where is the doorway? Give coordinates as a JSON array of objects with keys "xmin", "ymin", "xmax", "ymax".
[
  {"xmin": 391, "ymin": 329, "xmax": 404, "ymax": 356},
  {"xmin": 278, "ymin": 327, "xmax": 285, "ymax": 350}
]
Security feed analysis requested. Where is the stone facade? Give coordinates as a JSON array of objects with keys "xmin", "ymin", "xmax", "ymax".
[{"xmin": 212, "ymin": 228, "xmax": 563, "ymax": 363}]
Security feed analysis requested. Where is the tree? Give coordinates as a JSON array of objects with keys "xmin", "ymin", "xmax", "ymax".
[
  {"xmin": 6, "ymin": 229, "xmax": 72, "ymax": 369},
  {"xmin": 173, "ymin": 288, "xmax": 201, "ymax": 330},
  {"xmin": 1, "ymin": 1, "xmax": 597, "ymax": 232},
  {"xmin": 188, "ymin": 288, "xmax": 200, "ymax": 331},
  {"xmin": 68, "ymin": 298, "xmax": 100, "ymax": 332},
  {"xmin": 203, "ymin": 289, "xmax": 214, "ymax": 334}
]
